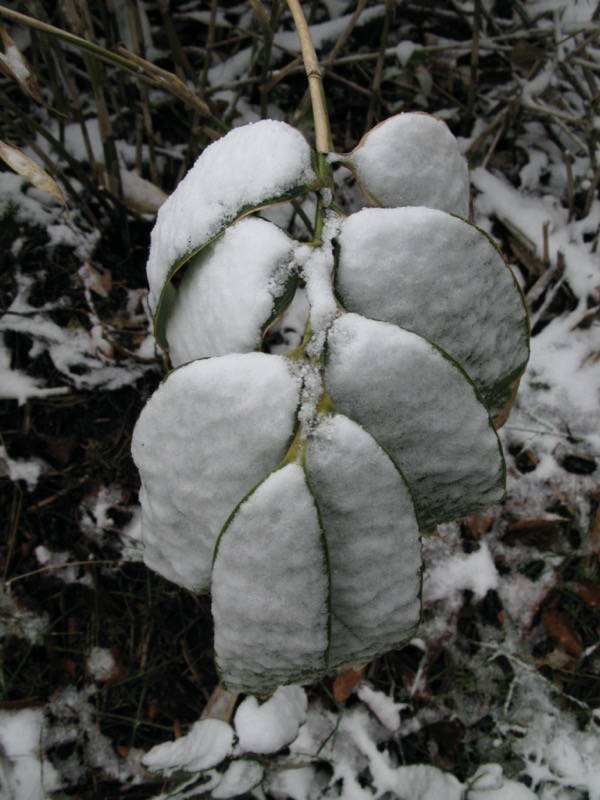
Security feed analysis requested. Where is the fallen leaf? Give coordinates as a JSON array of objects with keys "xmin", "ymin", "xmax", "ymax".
[
  {"xmin": 543, "ymin": 609, "xmax": 584, "ymax": 658},
  {"xmin": 463, "ymin": 511, "xmax": 496, "ymax": 538},
  {"xmin": 574, "ymin": 580, "xmax": 600, "ymax": 608},
  {"xmin": 503, "ymin": 516, "xmax": 566, "ymax": 549},
  {"xmin": 333, "ymin": 665, "xmax": 364, "ymax": 702}
]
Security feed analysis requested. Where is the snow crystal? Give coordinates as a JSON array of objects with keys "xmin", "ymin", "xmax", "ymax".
[
  {"xmin": 132, "ymin": 352, "xmax": 301, "ymax": 593},
  {"xmin": 212, "ymin": 463, "xmax": 329, "ymax": 692},
  {"xmin": 142, "ymin": 718, "xmax": 233, "ymax": 775},
  {"xmin": 340, "ymin": 112, "xmax": 469, "ymax": 217},
  {"xmin": 166, "ymin": 217, "xmax": 299, "ymax": 366},
  {"xmin": 146, "ymin": 120, "xmax": 318, "ymax": 314},
  {"xmin": 234, "ymin": 685, "xmax": 307, "ymax": 754}
]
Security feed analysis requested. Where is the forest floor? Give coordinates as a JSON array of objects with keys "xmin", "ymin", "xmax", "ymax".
[{"xmin": 0, "ymin": 1, "xmax": 599, "ymax": 798}]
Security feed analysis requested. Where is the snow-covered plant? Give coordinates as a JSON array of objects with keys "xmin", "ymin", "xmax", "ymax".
[{"xmin": 132, "ymin": 4, "xmax": 529, "ymax": 696}]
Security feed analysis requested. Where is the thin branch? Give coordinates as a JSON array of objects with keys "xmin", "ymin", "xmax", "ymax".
[{"xmin": 285, "ymin": 0, "xmax": 332, "ymax": 153}]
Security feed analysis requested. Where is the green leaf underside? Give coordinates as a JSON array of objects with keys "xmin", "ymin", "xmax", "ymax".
[
  {"xmin": 164, "ymin": 217, "xmax": 300, "ymax": 366},
  {"xmin": 261, "ymin": 272, "xmax": 299, "ymax": 339},
  {"xmin": 153, "ymin": 185, "xmax": 316, "ymax": 348},
  {"xmin": 324, "ymin": 314, "xmax": 506, "ymax": 532},
  {"xmin": 336, "ymin": 207, "xmax": 530, "ymax": 420},
  {"xmin": 130, "ymin": 353, "xmax": 301, "ymax": 593}
]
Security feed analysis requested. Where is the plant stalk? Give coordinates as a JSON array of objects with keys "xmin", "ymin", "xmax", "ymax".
[{"xmin": 285, "ymin": 0, "xmax": 332, "ymax": 154}]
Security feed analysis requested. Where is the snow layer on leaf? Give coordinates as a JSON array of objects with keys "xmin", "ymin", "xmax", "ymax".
[
  {"xmin": 340, "ymin": 113, "xmax": 469, "ymax": 216},
  {"xmin": 212, "ymin": 464, "xmax": 329, "ymax": 693},
  {"xmin": 306, "ymin": 414, "xmax": 421, "ymax": 666},
  {"xmin": 166, "ymin": 217, "xmax": 298, "ymax": 366},
  {"xmin": 131, "ymin": 353, "xmax": 301, "ymax": 593},
  {"xmin": 336, "ymin": 207, "xmax": 529, "ymax": 418},
  {"xmin": 325, "ymin": 314, "xmax": 505, "ymax": 531},
  {"xmin": 146, "ymin": 120, "xmax": 318, "ymax": 313},
  {"xmin": 142, "ymin": 718, "xmax": 233, "ymax": 775},
  {"xmin": 213, "ymin": 759, "xmax": 264, "ymax": 799},
  {"xmin": 235, "ymin": 685, "xmax": 307, "ymax": 754}
]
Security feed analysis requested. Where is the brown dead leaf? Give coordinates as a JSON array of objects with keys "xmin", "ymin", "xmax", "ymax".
[
  {"xmin": 0, "ymin": 139, "xmax": 67, "ymax": 211},
  {"xmin": 543, "ymin": 609, "xmax": 584, "ymax": 658},
  {"xmin": 333, "ymin": 665, "xmax": 364, "ymax": 702},
  {"xmin": 0, "ymin": 24, "xmax": 45, "ymax": 105},
  {"xmin": 79, "ymin": 262, "xmax": 112, "ymax": 298},
  {"xmin": 463, "ymin": 511, "xmax": 496, "ymax": 539},
  {"xmin": 575, "ymin": 580, "xmax": 600, "ymax": 608},
  {"xmin": 503, "ymin": 516, "xmax": 566, "ymax": 549}
]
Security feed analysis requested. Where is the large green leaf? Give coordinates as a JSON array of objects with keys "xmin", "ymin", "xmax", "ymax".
[
  {"xmin": 147, "ymin": 120, "xmax": 321, "ymax": 346},
  {"xmin": 131, "ymin": 353, "xmax": 301, "ymax": 593},
  {"xmin": 335, "ymin": 207, "xmax": 530, "ymax": 420},
  {"xmin": 165, "ymin": 217, "xmax": 300, "ymax": 366},
  {"xmin": 306, "ymin": 413, "xmax": 421, "ymax": 668},
  {"xmin": 212, "ymin": 463, "xmax": 330, "ymax": 693},
  {"xmin": 336, "ymin": 112, "xmax": 469, "ymax": 217},
  {"xmin": 324, "ymin": 313, "xmax": 505, "ymax": 532}
]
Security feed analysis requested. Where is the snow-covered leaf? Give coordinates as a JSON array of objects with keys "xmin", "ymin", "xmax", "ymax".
[
  {"xmin": 131, "ymin": 353, "xmax": 301, "ymax": 593},
  {"xmin": 336, "ymin": 207, "xmax": 530, "ymax": 420},
  {"xmin": 337, "ymin": 112, "xmax": 469, "ymax": 216},
  {"xmin": 212, "ymin": 759, "xmax": 264, "ymax": 799},
  {"xmin": 234, "ymin": 685, "xmax": 307, "ymax": 754},
  {"xmin": 165, "ymin": 217, "xmax": 300, "ymax": 366},
  {"xmin": 146, "ymin": 120, "xmax": 320, "ymax": 344},
  {"xmin": 324, "ymin": 314, "xmax": 505, "ymax": 531},
  {"xmin": 212, "ymin": 464, "xmax": 329, "ymax": 693},
  {"xmin": 142, "ymin": 718, "xmax": 233, "ymax": 775},
  {"xmin": 306, "ymin": 414, "xmax": 421, "ymax": 666}
]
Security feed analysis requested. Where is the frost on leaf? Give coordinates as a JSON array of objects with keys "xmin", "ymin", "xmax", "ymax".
[
  {"xmin": 340, "ymin": 112, "xmax": 469, "ymax": 217},
  {"xmin": 166, "ymin": 217, "xmax": 300, "ymax": 366},
  {"xmin": 324, "ymin": 314, "xmax": 505, "ymax": 532},
  {"xmin": 212, "ymin": 464, "xmax": 330, "ymax": 693},
  {"xmin": 336, "ymin": 207, "xmax": 530, "ymax": 420},
  {"xmin": 306, "ymin": 414, "xmax": 421, "ymax": 667},
  {"xmin": 131, "ymin": 353, "xmax": 301, "ymax": 593},
  {"xmin": 146, "ymin": 120, "xmax": 320, "ymax": 344}
]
